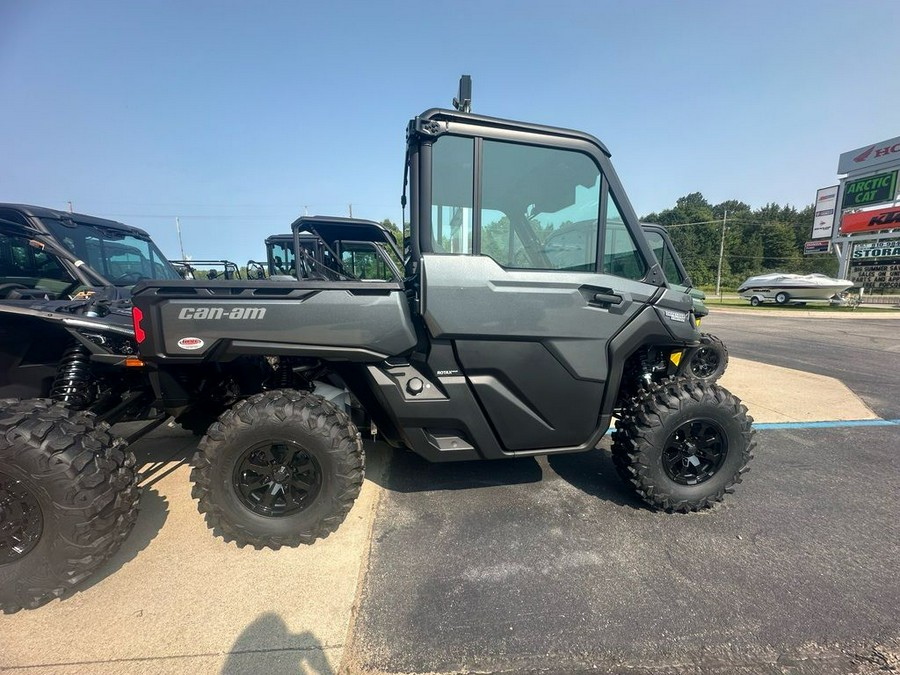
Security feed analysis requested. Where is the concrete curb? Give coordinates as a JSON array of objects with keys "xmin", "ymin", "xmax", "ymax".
[{"xmin": 720, "ymin": 357, "xmax": 878, "ymax": 423}]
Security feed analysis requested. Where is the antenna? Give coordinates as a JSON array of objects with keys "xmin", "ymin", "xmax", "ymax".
[
  {"xmin": 453, "ymin": 75, "xmax": 472, "ymax": 113},
  {"xmin": 176, "ymin": 217, "xmax": 187, "ymax": 260}
]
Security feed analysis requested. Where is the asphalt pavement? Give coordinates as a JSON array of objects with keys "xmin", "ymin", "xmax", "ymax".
[
  {"xmin": 701, "ymin": 311, "xmax": 900, "ymax": 419},
  {"xmin": 349, "ymin": 426, "xmax": 899, "ymax": 674}
]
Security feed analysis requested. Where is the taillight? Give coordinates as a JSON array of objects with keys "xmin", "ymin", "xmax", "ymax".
[{"xmin": 132, "ymin": 306, "xmax": 146, "ymax": 344}]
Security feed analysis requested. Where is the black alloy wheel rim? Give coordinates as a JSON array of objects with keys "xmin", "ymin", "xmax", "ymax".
[
  {"xmin": 232, "ymin": 441, "xmax": 322, "ymax": 517},
  {"xmin": 690, "ymin": 347, "xmax": 720, "ymax": 378},
  {"xmin": 662, "ymin": 419, "xmax": 728, "ymax": 485},
  {"xmin": 0, "ymin": 472, "xmax": 44, "ymax": 564}
]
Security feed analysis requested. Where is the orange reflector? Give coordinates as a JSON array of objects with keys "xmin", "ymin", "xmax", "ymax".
[{"xmin": 124, "ymin": 357, "xmax": 145, "ymax": 367}]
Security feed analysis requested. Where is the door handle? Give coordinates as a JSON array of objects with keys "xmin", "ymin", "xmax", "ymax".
[{"xmin": 592, "ymin": 292, "xmax": 622, "ymax": 305}]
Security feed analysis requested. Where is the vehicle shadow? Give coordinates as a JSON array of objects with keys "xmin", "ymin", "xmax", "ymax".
[
  {"xmin": 78, "ymin": 424, "xmax": 198, "ymax": 593},
  {"xmin": 365, "ymin": 441, "xmax": 543, "ymax": 494},
  {"xmin": 546, "ymin": 445, "xmax": 651, "ymax": 511},
  {"xmin": 75, "ymin": 485, "xmax": 169, "ymax": 592},
  {"xmin": 221, "ymin": 612, "xmax": 335, "ymax": 675}
]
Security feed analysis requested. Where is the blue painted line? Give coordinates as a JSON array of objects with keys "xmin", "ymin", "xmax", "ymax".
[
  {"xmin": 603, "ymin": 419, "xmax": 900, "ymax": 435},
  {"xmin": 754, "ymin": 419, "xmax": 900, "ymax": 430}
]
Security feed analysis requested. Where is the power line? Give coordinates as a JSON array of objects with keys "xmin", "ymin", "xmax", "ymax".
[{"xmin": 661, "ymin": 218, "xmax": 812, "ymax": 229}]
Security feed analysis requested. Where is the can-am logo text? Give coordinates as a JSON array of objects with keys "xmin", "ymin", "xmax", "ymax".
[{"xmin": 177, "ymin": 307, "xmax": 267, "ymax": 320}]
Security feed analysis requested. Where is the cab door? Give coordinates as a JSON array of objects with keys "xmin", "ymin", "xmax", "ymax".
[{"xmin": 420, "ymin": 134, "xmax": 662, "ymax": 452}]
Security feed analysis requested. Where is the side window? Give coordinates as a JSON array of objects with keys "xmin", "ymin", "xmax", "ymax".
[
  {"xmin": 31, "ymin": 248, "xmax": 70, "ymax": 281},
  {"xmin": 481, "ymin": 140, "xmax": 600, "ymax": 271},
  {"xmin": 0, "ymin": 233, "xmax": 29, "ymax": 277},
  {"xmin": 339, "ymin": 243, "xmax": 395, "ymax": 281},
  {"xmin": 0, "ymin": 233, "xmax": 70, "ymax": 281},
  {"xmin": 430, "ymin": 135, "xmax": 474, "ymax": 254},
  {"xmin": 602, "ymin": 199, "xmax": 646, "ymax": 280},
  {"xmin": 644, "ymin": 230, "xmax": 683, "ymax": 284}
]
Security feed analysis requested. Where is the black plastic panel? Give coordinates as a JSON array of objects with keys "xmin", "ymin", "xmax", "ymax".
[{"xmin": 455, "ymin": 340, "xmax": 604, "ymax": 451}]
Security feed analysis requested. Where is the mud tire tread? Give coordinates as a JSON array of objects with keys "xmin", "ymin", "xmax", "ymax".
[
  {"xmin": 611, "ymin": 378, "xmax": 754, "ymax": 512},
  {"xmin": 191, "ymin": 390, "xmax": 363, "ymax": 550},
  {"xmin": 0, "ymin": 398, "xmax": 139, "ymax": 613}
]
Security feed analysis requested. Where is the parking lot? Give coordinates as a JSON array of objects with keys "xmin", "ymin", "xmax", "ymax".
[{"xmin": 2, "ymin": 311, "xmax": 899, "ymax": 674}]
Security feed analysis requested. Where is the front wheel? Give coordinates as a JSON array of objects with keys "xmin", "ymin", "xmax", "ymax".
[
  {"xmin": 611, "ymin": 379, "xmax": 754, "ymax": 512},
  {"xmin": 775, "ymin": 291, "xmax": 790, "ymax": 305},
  {"xmin": 682, "ymin": 333, "xmax": 729, "ymax": 384},
  {"xmin": 191, "ymin": 390, "xmax": 364, "ymax": 549},
  {"xmin": 750, "ymin": 296, "xmax": 761, "ymax": 307},
  {"xmin": 0, "ymin": 399, "xmax": 139, "ymax": 613}
]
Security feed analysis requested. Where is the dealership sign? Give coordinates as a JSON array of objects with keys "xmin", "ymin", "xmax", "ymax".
[
  {"xmin": 838, "ymin": 135, "xmax": 900, "ymax": 175},
  {"xmin": 811, "ymin": 185, "xmax": 838, "ymax": 239},
  {"xmin": 840, "ymin": 205, "xmax": 900, "ymax": 234},
  {"xmin": 851, "ymin": 238, "xmax": 900, "ymax": 260},
  {"xmin": 804, "ymin": 240, "xmax": 831, "ymax": 255},
  {"xmin": 841, "ymin": 171, "xmax": 898, "ymax": 209}
]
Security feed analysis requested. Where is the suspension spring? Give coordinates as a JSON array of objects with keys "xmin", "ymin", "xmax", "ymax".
[
  {"xmin": 50, "ymin": 343, "xmax": 94, "ymax": 409},
  {"xmin": 638, "ymin": 348, "xmax": 654, "ymax": 385},
  {"xmin": 276, "ymin": 364, "xmax": 293, "ymax": 388}
]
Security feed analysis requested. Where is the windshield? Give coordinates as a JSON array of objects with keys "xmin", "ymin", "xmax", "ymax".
[
  {"xmin": 43, "ymin": 219, "xmax": 181, "ymax": 284},
  {"xmin": 644, "ymin": 230, "xmax": 684, "ymax": 285}
]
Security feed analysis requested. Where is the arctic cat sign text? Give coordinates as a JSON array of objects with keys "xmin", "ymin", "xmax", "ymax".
[
  {"xmin": 841, "ymin": 171, "xmax": 897, "ymax": 209},
  {"xmin": 177, "ymin": 307, "xmax": 267, "ymax": 320}
]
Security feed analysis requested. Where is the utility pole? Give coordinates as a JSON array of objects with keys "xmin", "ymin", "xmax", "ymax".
[
  {"xmin": 176, "ymin": 217, "xmax": 187, "ymax": 260},
  {"xmin": 348, "ymin": 203, "xmax": 353, "ymax": 218},
  {"xmin": 715, "ymin": 209, "xmax": 727, "ymax": 298}
]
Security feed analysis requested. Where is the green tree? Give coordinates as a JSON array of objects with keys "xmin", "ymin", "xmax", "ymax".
[
  {"xmin": 642, "ymin": 194, "xmax": 837, "ymax": 290},
  {"xmin": 380, "ymin": 218, "xmax": 403, "ymax": 247}
]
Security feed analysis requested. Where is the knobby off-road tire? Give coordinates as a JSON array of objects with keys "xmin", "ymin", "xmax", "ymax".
[
  {"xmin": 0, "ymin": 399, "xmax": 139, "ymax": 613},
  {"xmin": 682, "ymin": 333, "xmax": 729, "ymax": 384},
  {"xmin": 191, "ymin": 390, "xmax": 364, "ymax": 549},
  {"xmin": 611, "ymin": 378, "xmax": 754, "ymax": 512}
]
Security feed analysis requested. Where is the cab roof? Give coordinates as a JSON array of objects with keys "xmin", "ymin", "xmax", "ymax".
[
  {"xmin": 0, "ymin": 203, "xmax": 154, "ymax": 239},
  {"xmin": 414, "ymin": 108, "xmax": 612, "ymax": 158}
]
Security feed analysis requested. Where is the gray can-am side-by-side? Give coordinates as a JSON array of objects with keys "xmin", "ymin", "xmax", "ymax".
[{"xmin": 0, "ymin": 82, "xmax": 755, "ymax": 612}]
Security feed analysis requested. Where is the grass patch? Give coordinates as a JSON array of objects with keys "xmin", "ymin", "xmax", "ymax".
[{"xmin": 703, "ymin": 297, "xmax": 899, "ymax": 313}]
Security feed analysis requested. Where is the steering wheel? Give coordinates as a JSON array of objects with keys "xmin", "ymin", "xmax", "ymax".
[
  {"xmin": 112, "ymin": 272, "xmax": 146, "ymax": 285},
  {"xmin": 0, "ymin": 283, "xmax": 28, "ymax": 298}
]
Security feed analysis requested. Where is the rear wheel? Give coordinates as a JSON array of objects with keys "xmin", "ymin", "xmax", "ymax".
[
  {"xmin": 682, "ymin": 333, "xmax": 728, "ymax": 384},
  {"xmin": 611, "ymin": 379, "xmax": 754, "ymax": 512},
  {"xmin": 750, "ymin": 296, "xmax": 761, "ymax": 307},
  {"xmin": 191, "ymin": 390, "xmax": 364, "ymax": 549},
  {"xmin": 0, "ymin": 399, "xmax": 139, "ymax": 613},
  {"xmin": 775, "ymin": 291, "xmax": 790, "ymax": 305}
]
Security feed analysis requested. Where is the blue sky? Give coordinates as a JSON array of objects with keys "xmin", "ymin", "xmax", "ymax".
[{"xmin": 2, "ymin": 0, "xmax": 898, "ymax": 263}]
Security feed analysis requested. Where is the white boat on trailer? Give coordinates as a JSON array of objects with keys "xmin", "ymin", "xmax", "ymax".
[{"xmin": 738, "ymin": 273, "xmax": 854, "ymax": 306}]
